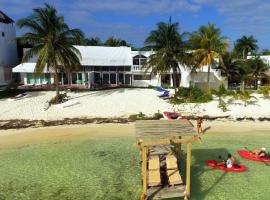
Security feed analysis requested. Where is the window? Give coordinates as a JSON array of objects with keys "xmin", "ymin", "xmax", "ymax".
[
  {"xmin": 118, "ymin": 73, "xmax": 124, "ymax": 84},
  {"xmin": 133, "ymin": 75, "xmax": 151, "ymax": 80},
  {"xmin": 110, "ymin": 73, "xmax": 116, "ymax": 84},
  {"xmin": 133, "ymin": 55, "xmax": 147, "ymax": 66},
  {"xmin": 103, "ymin": 73, "xmax": 110, "ymax": 84},
  {"xmin": 125, "ymin": 74, "xmax": 131, "ymax": 85},
  {"xmin": 1, "ymin": 32, "xmax": 4, "ymax": 37}
]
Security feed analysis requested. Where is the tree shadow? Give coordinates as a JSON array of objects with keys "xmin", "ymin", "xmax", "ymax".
[
  {"xmin": 246, "ymin": 100, "xmax": 260, "ymax": 106},
  {"xmin": 68, "ymin": 88, "xmax": 146, "ymax": 100},
  {"xmin": 202, "ymin": 126, "xmax": 211, "ymax": 134}
]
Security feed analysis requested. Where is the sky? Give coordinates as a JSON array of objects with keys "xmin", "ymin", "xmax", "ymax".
[{"xmin": 1, "ymin": 0, "xmax": 270, "ymax": 50}]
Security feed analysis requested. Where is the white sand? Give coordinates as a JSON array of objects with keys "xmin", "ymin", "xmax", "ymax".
[{"xmin": 0, "ymin": 88, "xmax": 269, "ymax": 120}]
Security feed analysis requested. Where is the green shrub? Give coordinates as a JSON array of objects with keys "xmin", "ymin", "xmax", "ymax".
[
  {"xmin": 49, "ymin": 93, "xmax": 67, "ymax": 104},
  {"xmin": 161, "ymin": 84, "xmax": 170, "ymax": 89},
  {"xmin": 128, "ymin": 114, "xmax": 138, "ymax": 121},
  {"xmin": 153, "ymin": 112, "xmax": 163, "ymax": 119},
  {"xmin": 257, "ymin": 86, "xmax": 270, "ymax": 98},
  {"xmin": 147, "ymin": 85, "xmax": 156, "ymax": 89},
  {"xmin": 128, "ymin": 112, "xmax": 146, "ymax": 121},
  {"xmin": 218, "ymin": 101, "xmax": 228, "ymax": 112},
  {"xmin": 175, "ymin": 86, "xmax": 212, "ymax": 103}
]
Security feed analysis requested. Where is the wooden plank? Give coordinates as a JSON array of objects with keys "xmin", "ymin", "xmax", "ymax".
[
  {"xmin": 185, "ymin": 143, "xmax": 191, "ymax": 198},
  {"xmin": 138, "ymin": 136, "xmax": 201, "ymax": 147},
  {"xmin": 135, "ymin": 120, "xmax": 196, "ymax": 142},
  {"xmin": 147, "ymin": 185, "xmax": 186, "ymax": 199},
  {"xmin": 142, "ymin": 147, "xmax": 148, "ymax": 196}
]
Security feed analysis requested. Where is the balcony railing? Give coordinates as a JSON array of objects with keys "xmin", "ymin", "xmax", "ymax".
[{"xmin": 132, "ymin": 65, "xmax": 148, "ymax": 71}]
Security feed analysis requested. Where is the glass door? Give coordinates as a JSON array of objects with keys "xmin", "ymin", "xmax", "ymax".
[{"xmin": 110, "ymin": 73, "xmax": 116, "ymax": 84}]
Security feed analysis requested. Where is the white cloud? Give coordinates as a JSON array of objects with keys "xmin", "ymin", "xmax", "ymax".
[
  {"xmin": 192, "ymin": 0, "xmax": 270, "ymax": 48},
  {"xmin": 72, "ymin": 0, "xmax": 200, "ymax": 15}
]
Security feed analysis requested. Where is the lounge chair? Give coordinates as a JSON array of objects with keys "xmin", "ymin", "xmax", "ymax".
[
  {"xmin": 159, "ymin": 91, "xmax": 170, "ymax": 98},
  {"xmin": 154, "ymin": 86, "xmax": 169, "ymax": 93},
  {"xmin": 148, "ymin": 156, "xmax": 161, "ymax": 187},
  {"xmin": 166, "ymin": 155, "xmax": 183, "ymax": 186}
]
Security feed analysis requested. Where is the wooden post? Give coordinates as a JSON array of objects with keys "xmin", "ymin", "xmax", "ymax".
[
  {"xmin": 178, "ymin": 136, "xmax": 182, "ymax": 167},
  {"xmin": 141, "ymin": 146, "xmax": 148, "ymax": 199},
  {"xmin": 185, "ymin": 143, "xmax": 191, "ymax": 199}
]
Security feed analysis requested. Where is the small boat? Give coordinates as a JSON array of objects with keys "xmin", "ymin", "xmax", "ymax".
[
  {"xmin": 163, "ymin": 112, "xmax": 184, "ymax": 120},
  {"xmin": 205, "ymin": 160, "xmax": 247, "ymax": 172},
  {"xmin": 237, "ymin": 150, "xmax": 270, "ymax": 162}
]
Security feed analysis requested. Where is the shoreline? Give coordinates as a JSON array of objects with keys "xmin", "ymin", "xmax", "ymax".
[
  {"xmin": 1, "ymin": 115, "xmax": 270, "ymax": 130},
  {"xmin": 0, "ymin": 121, "xmax": 270, "ymax": 149}
]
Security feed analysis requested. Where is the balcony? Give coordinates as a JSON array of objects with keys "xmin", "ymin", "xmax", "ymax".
[{"xmin": 132, "ymin": 65, "xmax": 148, "ymax": 72}]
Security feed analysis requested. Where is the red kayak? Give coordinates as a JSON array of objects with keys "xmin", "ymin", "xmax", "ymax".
[
  {"xmin": 238, "ymin": 150, "xmax": 270, "ymax": 162},
  {"xmin": 163, "ymin": 112, "xmax": 186, "ymax": 120},
  {"xmin": 206, "ymin": 160, "xmax": 247, "ymax": 172}
]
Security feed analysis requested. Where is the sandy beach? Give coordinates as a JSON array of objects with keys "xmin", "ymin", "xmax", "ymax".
[
  {"xmin": 0, "ymin": 88, "xmax": 270, "ymax": 121},
  {"xmin": 0, "ymin": 120, "xmax": 269, "ymax": 149}
]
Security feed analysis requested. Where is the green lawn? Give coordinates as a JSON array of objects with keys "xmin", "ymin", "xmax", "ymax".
[{"xmin": 0, "ymin": 132, "xmax": 270, "ymax": 200}]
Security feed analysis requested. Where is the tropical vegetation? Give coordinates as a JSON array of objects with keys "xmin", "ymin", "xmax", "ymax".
[
  {"xmin": 171, "ymin": 86, "xmax": 212, "ymax": 103},
  {"xmin": 15, "ymin": 4, "xmax": 270, "ymax": 102},
  {"xmin": 189, "ymin": 23, "xmax": 228, "ymax": 89},
  {"xmin": 144, "ymin": 18, "xmax": 189, "ymax": 96},
  {"xmin": 17, "ymin": 4, "xmax": 82, "ymax": 103},
  {"xmin": 234, "ymin": 35, "xmax": 258, "ymax": 59}
]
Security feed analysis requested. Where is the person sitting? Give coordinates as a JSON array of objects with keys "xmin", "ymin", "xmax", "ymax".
[
  {"xmin": 251, "ymin": 147, "xmax": 267, "ymax": 158},
  {"xmin": 217, "ymin": 154, "xmax": 235, "ymax": 168}
]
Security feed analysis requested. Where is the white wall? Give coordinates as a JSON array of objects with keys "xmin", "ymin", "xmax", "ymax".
[{"xmin": 0, "ymin": 22, "xmax": 18, "ymax": 85}]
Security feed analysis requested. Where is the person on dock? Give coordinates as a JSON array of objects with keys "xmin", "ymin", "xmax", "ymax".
[{"xmin": 196, "ymin": 118, "xmax": 203, "ymax": 133}]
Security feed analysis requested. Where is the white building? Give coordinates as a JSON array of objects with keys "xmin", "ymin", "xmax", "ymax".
[
  {"xmin": 0, "ymin": 11, "xmax": 18, "ymax": 86},
  {"xmin": 13, "ymin": 46, "xmax": 226, "ymax": 89}
]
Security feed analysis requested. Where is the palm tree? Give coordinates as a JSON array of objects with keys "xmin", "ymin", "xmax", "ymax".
[
  {"xmin": 235, "ymin": 59, "xmax": 254, "ymax": 92},
  {"xmin": 248, "ymin": 56, "xmax": 269, "ymax": 89},
  {"xmin": 85, "ymin": 37, "xmax": 103, "ymax": 46},
  {"xmin": 144, "ymin": 18, "xmax": 188, "ymax": 96},
  {"xmin": 189, "ymin": 23, "xmax": 228, "ymax": 90},
  {"xmin": 104, "ymin": 36, "xmax": 128, "ymax": 47},
  {"xmin": 17, "ymin": 4, "xmax": 82, "ymax": 102},
  {"xmin": 239, "ymin": 91, "xmax": 256, "ymax": 107},
  {"xmin": 210, "ymin": 84, "xmax": 228, "ymax": 105},
  {"xmin": 234, "ymin": 35, "xmax": 258, "ymax": 59},
  {"xmin": 217, "ymin": 52, "xmax": 240, "ymax": 84},
  {"xmin": 74, "ymin": 36, "xmax": 103, "ymax": 46},
  {"xmin": 257, "ymin": 86, "xmax": 270, "ymax": 98}
]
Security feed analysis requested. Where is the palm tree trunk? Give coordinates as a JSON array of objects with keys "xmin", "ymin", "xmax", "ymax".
[
  {"xmin": 242, "ymin": 49, "xmax": 245, "ymax": 59},
  {"xmin": 172, "ymin": 66, "xmax": 177, "ymax": 98},
  {"xmin": 54, "ymin": 72, "xmax": 60, "ymax": 100},
  {"xmin": 240, "ymin": 80, "xmax": 245, "ymax": 92},
  {"xmin": 207, "ymin": 64, "xmax": 210, "ymax": 90}
]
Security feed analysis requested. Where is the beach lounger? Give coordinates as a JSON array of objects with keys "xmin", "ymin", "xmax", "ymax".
[
  {"xmin": 154, "ymin": 87, "xmax": 169, "ymax": 93},
  {"xmin": 159, "ymin": 91, "xmax": 170, "ymax": 98},
  {"xmin": 166, "ymin": 155, "xmax": 183, "ymax": 186},
  {"xmin": 7, "ymin": 93, "xmax": 30, "ymax": 101},
  {"xmin": 148, "ymin": 156, "xmax": 161, "ymax": 187}
]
